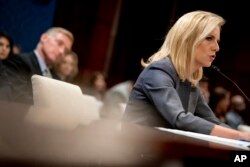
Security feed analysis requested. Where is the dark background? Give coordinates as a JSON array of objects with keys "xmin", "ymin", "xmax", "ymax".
[{"xmin": 1, "ymin": 0, "xmax": 250, "ymax": 112}]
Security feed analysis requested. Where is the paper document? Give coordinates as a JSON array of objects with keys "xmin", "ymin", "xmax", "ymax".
[{"xmin": 156, "ymin": 127, "xmax": 250, "ymax": 151}]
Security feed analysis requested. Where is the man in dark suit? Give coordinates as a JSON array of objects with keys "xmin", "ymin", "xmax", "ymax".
[{"xmin": 0, "ymin": 27, "xmax": 74, "ymax": 104}]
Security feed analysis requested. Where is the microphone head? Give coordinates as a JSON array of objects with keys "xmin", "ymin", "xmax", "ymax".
[{"xmin": 211, "ymin": 65, "xmax": 220, "ymax": 72}]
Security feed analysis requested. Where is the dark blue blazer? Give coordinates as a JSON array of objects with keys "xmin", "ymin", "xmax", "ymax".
[
  {"xmin": 123, "ymin": 57, "xmax": 227, "ymax": 134},
  {"xmin": 0, "ymin": 52, "xmax": 42, "ymax": 104}
]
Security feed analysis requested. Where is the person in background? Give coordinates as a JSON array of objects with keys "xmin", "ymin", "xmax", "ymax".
[
  {"xmin": 84, "ymin": 71, "xmax": 107, "ymax": 101},
  {"xmin": 52, "ymin": 50, "xmax": 79, "ymax": 83},
  {"xmin": 0, "ymin": 27, "xmax": 74, "ymax": 104},
  {"xmin": 101, "ymin": 80, "xmax": 134, "ymax": 120},
  {"xmin": 226, "ymin": 95, "xmax": 247, "ymax": 129},
  {"xmin": 0, "ymin": 32, "xmax": 14, "ymax": 60},
  {"xmin": 199, "ymin": 76, "xmax": 210, "ymax": 103},
  {"xmin": 209, "ymin": 86, "xmax": 231, "ymax": 123},
  {"xmin": 12, "ymin": 44, "xmax": 22, "ymax": 55},
  {"xmin": 122, "ymin": 10, "xmax": 250, "ymax": 141}
]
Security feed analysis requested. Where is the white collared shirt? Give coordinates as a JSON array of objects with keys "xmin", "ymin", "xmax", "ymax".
[{"xmin": 34, "ymin": 50, "xmax": 52, "ymax": 78}]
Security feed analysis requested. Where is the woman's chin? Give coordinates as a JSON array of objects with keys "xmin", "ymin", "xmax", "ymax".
[{"xmin": 204, "ymin": 62, "xmax": 212, "ymax": 67}]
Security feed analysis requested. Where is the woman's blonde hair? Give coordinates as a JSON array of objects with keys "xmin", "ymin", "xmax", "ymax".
[
  {"xmin": 54, "ymin": 50, "xmax": 79, "ymax": 82},
  {"xmin": 65, "ymin": 50, "xmax": 79, "ymax": 80},
  {"xmin": 142, "ymin": 10, "xmax": 225, "ymax": 85}
]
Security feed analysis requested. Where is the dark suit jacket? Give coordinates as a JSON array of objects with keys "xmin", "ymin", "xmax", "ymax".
[
  {"xmin": 0, "ymin": 52, "xmax": 42, "ymax": 104},
  {"xmin": 123, "ymin": 57, "xmax": 227, "ymax": 135}
]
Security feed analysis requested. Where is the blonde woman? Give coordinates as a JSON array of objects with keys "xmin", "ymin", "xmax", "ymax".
[{"xmin": 123, "ymin": 11, "xmax": 250, "ymax": 141}]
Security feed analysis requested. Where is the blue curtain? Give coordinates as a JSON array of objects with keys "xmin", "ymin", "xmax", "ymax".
[{"xmin": 0, "ymin": 0, "xmax": 57, "ymax": 52}]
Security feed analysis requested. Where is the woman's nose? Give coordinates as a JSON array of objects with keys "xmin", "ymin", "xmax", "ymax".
[{"xmin": 213, "ymin": 42, "xmax": 220, "ymax": 52}]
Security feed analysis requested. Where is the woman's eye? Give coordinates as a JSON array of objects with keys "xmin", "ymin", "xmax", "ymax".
[{"xmin": 206, "ymin": 36, "xmax": 213, "ymax": 41}]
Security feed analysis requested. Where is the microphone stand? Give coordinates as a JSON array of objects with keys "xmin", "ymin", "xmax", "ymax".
[{"xmin": 211, "ymin": 65, "xmax": 250, "ymax": 103}]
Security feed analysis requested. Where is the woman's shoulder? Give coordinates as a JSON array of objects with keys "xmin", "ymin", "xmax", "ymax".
[
  {"xmin": 139, "ymin": 58, "xmax": 178, "ymax": 87},
  {"xmin": 151, "ymin": 57, "xmax": 171, "ymax": 66},
  {"xmin": 149, "ymin": 58, "xmax": 176, "ymax": 76}
]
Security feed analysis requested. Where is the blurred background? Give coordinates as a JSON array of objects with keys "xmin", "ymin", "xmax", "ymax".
[{"xmin": 0, "ymin": 0, "xmax": 249, "ymax": 107}]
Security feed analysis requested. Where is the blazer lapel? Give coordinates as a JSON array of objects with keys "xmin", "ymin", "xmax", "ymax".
[
  {"xmin": 177, "ymin": 81, "xmax": 191, "ymax": 112},
  {"xmin": 21, "ymin": 52, "xmax": 43, "ymax": 75}
]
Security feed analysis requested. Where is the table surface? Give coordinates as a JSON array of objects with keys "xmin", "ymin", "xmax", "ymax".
[{"xmin": 0, "ymin": 101, "xmax": 247, "ymax": 167}]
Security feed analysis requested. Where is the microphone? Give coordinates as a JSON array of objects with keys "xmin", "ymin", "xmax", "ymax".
[{"xmin": 211, "ymin": 65, "xmax": 250, "ymax": 103}]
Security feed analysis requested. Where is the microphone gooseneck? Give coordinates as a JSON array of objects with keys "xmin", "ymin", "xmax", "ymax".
[{"xmin": 211, "ymin": 65, "xmax": 250, "ymax": 103}]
